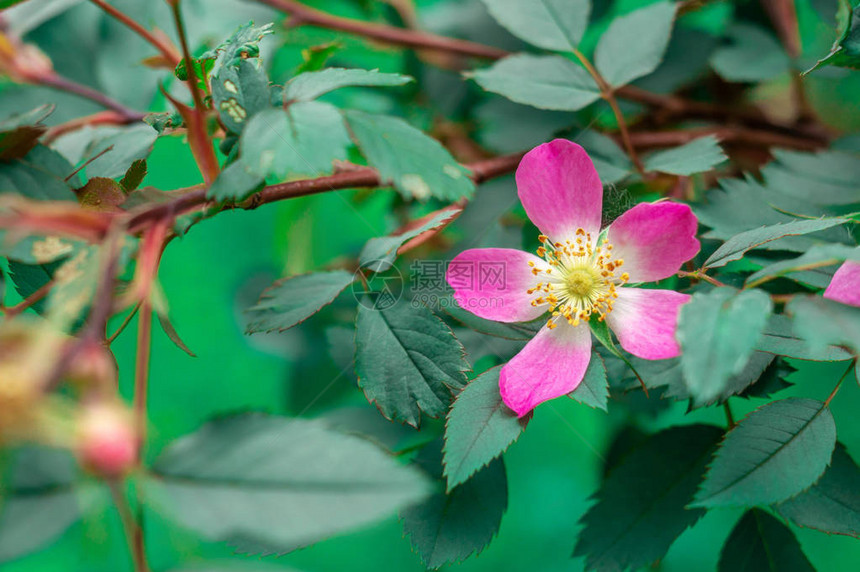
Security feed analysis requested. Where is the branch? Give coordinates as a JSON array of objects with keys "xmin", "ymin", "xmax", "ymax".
[
  {"xmin": 128, "ymin": 151, "xmax": 525, "ymax": 233},
  {"xmin": 88, "ymin": 0, "xmax": 181, "ymax": 67},
  {"xmin": 257, "ymin": 0, "xmax": 507, "ymax": 60},
  {"xmin": 37, "ymin": 73, "xmax": 145, "ymax": 122},
  {"xmin": 623, "ymin": 127, "xmax": 822, "ymax": 151},
  {"xmin": 258, "ymin": 0, "xmax": 829, "ymax": 145}
]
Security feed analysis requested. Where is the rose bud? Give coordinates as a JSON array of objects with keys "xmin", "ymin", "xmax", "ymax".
[{"xmin": 76, "ymin": 402, "xmax": 138, "ymax": 478}]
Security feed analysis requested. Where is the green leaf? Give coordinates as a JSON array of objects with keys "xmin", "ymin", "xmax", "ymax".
[
  {"xmin": 245, "ymin": 270, "xmax": 355, "ymax": 334},
  {"xmin": 805, "ymin": 0, "xmax": 860, "ymax": 73},
  {"xmin": 240, "ymin": 103, "xmax": 350, "ymax": 180},
  {"xmin": 6, "ymin": 259, "xmax": 60, "ymax": 314},
  {"xmin": 75, "ymin": 177, "xmax": 127, "ymax": 211},
  {"xmin": 284, "ymin": 68, "xmax": 413, "ymax": 102},
  {"xmin": 355, "ymin": 302, "xmax": 469, "ymax": 427},
  {"xmin": 568, "ymin": 353, "xmax": 609, "ymax": 411},
  {"xmin": 693, "ymin": 398, "xmax": 836, "ymax": 507},
  {"xmin": 788, "ymin": 295, "xmax": 860, "ymax": 355},
  {"xmin": 360, "ymin": 205, "xmax": 462, "ymax": 272},
  {"xmin": 771, "ymin": 148, "xmax": 860, "ymax": 186},
  {"xmin": 775, "ymin": 443, "xmax": 860, "ymax": 538},
  {"xmin": 0, "ymin": 234, "xmax": 81, "ymax": 265},
  {"xmin": 0, "ymin": 145, "xmax": 77, "ymax": 201},
  {"xmin": 119, "ymin": 159, "xmax": 147, "ymax": 193},
  {"xmin": 756, "ymin": 314, "xmax": 853, "ymax": 362},
  {"xmin": 211, "ymin": 59, "xmax": 271, "ymax": 134},
  {"xmin": 704, "ymin": 217, "xmax": 849, "ymax": 269},
  {"xmin": 0, "ymin": 104, "xmax": 53, "ymax": 160},
  {"xmin": 403, "ymin": 443, "xmax": 507, "ymax": 568},
  {"xmin": 745, "ymin": 244, "xmax": 860, "ymax": 288},
  {"xmin": 761, "ymin": 160, "xmax": 860, "ymax": 206},
  {"xmin": 718, "ymin": 509, "xmax": 814, "ymax": 572},
  {"xmin": 149, "ymin": 415, "xmax": 432, "ymax": 553},
  {"xmin": 206, "ymin": 160, "xmax": 265, "ymax": 202},
  {"xmin": 83, "ymin": 124, "xmax": 158, "ymax": 180},
  {"xmin": 594, "ymin": 1, "xmax": 678, "ymax": 87},
  {"xmin": 575, "ymin": 130, "xmax": 633, "ymax": 185},
  {"xmin": 678, "ymin": 288, "xmax": 773, "ymax": 406},
  {"xmin": 345, "ymin": 110, "xmax": 474, "ymax": 202},
  {"xmin": 443, "ymin": 366, "xmax": 526, "ymax": 491},
  {"xmin": 202, "ymin": 22, "xmax": 274, "ymax": 79},
  {"xmin": 478, "ymin": 0, "xmax": 591, "ymax": 52},
  {"xmin": 0, "ymin": 447, "xmax": 96, "ymax": 562},
  {"xmin": 468, "ymin": 54, "xmax": 601, "ymax": 112},
  {"xmin": 574, "ymin": 425, "xmax": 723, "ymax": 572},
  {"xmin": 710, "ymin": 24, "xmax": 790, "ymax": 82},
  {"xmin": 643, "ymin": 135, "xmax": 727, "ymax": 176}
]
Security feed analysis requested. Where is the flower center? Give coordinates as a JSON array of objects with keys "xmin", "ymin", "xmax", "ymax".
[{"xmin": 526, "ymin": 228, "xmax": 629, "ymax": 330}]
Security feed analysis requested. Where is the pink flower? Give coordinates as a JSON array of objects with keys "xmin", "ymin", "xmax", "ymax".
[
  {"xmin": 823, "ymin": 261, "xmax": 860, "ymax": 307},
  {"xmin": 446, "ymin": 140, "xmax": 700, "ymax": 416}
]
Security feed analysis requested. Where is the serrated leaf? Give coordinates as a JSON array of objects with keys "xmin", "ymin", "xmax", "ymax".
[
  {"xmin": 240, "ymin": 104, "xmax": 350, "ymax": 180},
  {"xmin": 568, "ymin": 353, "xmax": 608, "ymax": 411},
  {"xmin": 284, "ymin": 68, "xmax": 412, "ymax": 102},
  {"xmin": 468, "ymin": 54, "xmax": 601, "ymax": 112},
  {"xmin": 6, "ymin": 259, "xmax": 59, "ymax": 314},
  {"xmin": 0, "ymin": 145, "xmax": 77, "ymax": 201},
  {"xmin": 693, "ymin": 398, "xmax": 836, "ymax": 507},
  {"xmin": 83, "ymin": 124, "xmax": 158, "ymax": 180},
  {"xmin": 212, "ymin": 59, "xmax": 271, "ymax": 134},
  {"xmin": 149, "ymin": 415, "xmax": 432, "ymax": 553},
  {"xmin": 756, "ymin": 314, "xmax": 853, "ymax": 361},
  {"xmin": 345, "ymin": 110, "xmax": 474, "ymax": 202},
  {"xmin": 443, "ymin": 366, "xmax": 526, "ymax": 491},
  {"xmin": 710, "ymin": 23, "xmax": 790, "ymax": 82},
  {"xmin": 718, "ymin": 509, "xmax": 814, "ymax": 572},
  {"xmin": 805, "ymin": 0, "xmax": 860, "ymax": 73},
  {"xmin": 574, "ymin": 425, "xmax": 723, "ymax": 572},
  {"xmin": 789, "ymin": 295, "xmax": 860, "ymax": 354},
  {"xmin": 206, "ymin": 160, "xmax": 265, "ymax": 202},
  {"xmin": 355, "ymin": 302, "xmax": 469, "ymax": 427},
  {"xmin": 245, "ymin": 270, "xmax": 354, "ymax": 334},
  {"xmin": 75, "ymin": 177, "xmax": 126, "ymax": 211},
  {"xmin": 644, "ymin": 135, "xmax": 726, "ymax": 176},
  {"xmin": 479, "ymin": 0, "xmax": 590, "ymax": 52},
  {"xmin": 202, "ymin": 22, "xmax": 273, "ymax": 79},
  {"xmin": 119, "ymin": 159, "xmax": 147, "ymax": 192},
  {"xmin": 745, "ymin": 244, "xmax": 860, "ymax": 287},
  {"xmin": 678, "ymin": 288, "xmax": 773, "ymax": 406},
  {"xmin": 594, "ymin": 1, "xmax": 678, "ymax": 87},
  {"xmin": 0, "ymin": 104, "xmax": 53, "ymax": 160},
  {"xmin": 775, "ymin": 443, "xmax": 860, "ymax": 538},
  {"xmin": 403, "ymin": 443, "xmax": 506, "ymax": 568},
  {"xmin": 360, "ymin": 205, "xmax": 462, "ymax": 272},
  {"xmin": 704, "ymin": 217, "xmax": 849, "ymax": 269}
]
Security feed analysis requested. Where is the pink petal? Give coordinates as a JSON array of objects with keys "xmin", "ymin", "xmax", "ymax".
[
  {"xmin": 824, "ymin": 261, "xmax": 860, "ymax": 307},
  {"xmin": 500, "ymin": 323, "xmax": 592, "ymax": 417},
  {"xmin": 516, "ymin": 139, "xmax": 603, "ymax": 242},
  {"xmin": 606, "ymin": 202, "xmax": 700, "ymax": 283},
  {"xmin": 447, "ymin": 248, "xmax": 547, "ymax": 323},
  {"xmin": 606, "ymin": 287, "xmax": 690, "ymax": 360}
]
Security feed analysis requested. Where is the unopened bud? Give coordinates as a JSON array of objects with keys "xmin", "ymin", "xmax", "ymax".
[
  {"xmin": 76, "ymin": 402, "xmax": 138, "ymax": 478},
  {"xmin": 66, "ymin": 342, "xmax": 118, "ymax": 390}
]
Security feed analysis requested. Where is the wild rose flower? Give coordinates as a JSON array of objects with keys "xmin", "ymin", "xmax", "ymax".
[
  {"xmin": 823, "ymin": 261, "xmax": 860, "ymax": 307},
  {"xmin": 447, "ymin": 139, "xmax": 700, "ymax": 416}
]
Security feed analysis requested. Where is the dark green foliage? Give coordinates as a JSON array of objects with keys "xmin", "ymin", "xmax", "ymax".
[
  {"xmin": 245, "ymin": 270, "xmax": 355, "ymax": 334},
  {"xmin": 574, "ymin": 425, "xmax": 723, "ymax": 572},
  {"xmin": 443, "ymin": 366, "xmax": 526, "ymax": 490},
  {"xmin": 718, "ymin": 509, "xmax": 814, "ymax": 572},
  {"xmin": 776, "ymin": 443, "xmax": 860, "ymax": 537},
  {"xmin": 355, "ymin": 302, "xmax": 469, "ymax": 427},
  {"xmin": 694, "ymin": 399, "xmax": 837, "ymax": 507}
]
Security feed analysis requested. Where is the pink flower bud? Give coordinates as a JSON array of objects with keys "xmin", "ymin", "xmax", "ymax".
[{"xmin": 76, "ymin": 403, "xmax": 138, "ymax": 478}]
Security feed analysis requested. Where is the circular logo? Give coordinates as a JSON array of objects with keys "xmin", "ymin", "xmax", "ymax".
[{"xmin": 351, "ymin": 261, "xmax": 404, "ymax": 311}]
